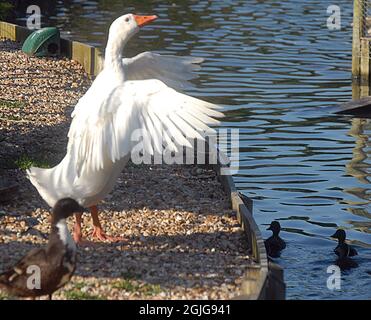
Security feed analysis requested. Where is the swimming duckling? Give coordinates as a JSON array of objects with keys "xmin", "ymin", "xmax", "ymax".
[
  {"xmin": 331, "ymin": 229, "xmax": 358, "ymax": 258},
  {"xmin": 0, "ymin": 198, "xmax": 83, "ymax": 299},
  {"xmin": 264, "ymin": 221, "xmax": 286, "ymax": 258},
  {"xmin": 335, "ymin": 252, "xmax": 359, "ymax": 270}
]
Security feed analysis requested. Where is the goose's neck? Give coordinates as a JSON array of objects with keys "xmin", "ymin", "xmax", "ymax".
[{"xmin": 104, "ymin": 36, "xmax": 127, "ymax": 77}]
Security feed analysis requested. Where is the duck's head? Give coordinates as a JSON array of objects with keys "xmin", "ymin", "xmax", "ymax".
[
  {"xmin": 108, "ymin": 13, "xmax": 158, "ymax": 44},
  {"xmin": 51, "ymin": 198, "xmax": 84, "ymax": 225},
  {"xmin": 267, "ymin": 221, "xmax": 281, "ymax": 235},
  {"xmin": 331, "ymin": 229, "xmax": 346, "ymax": 243}
]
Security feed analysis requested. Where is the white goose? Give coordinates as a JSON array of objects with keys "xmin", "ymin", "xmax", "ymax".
[{"xmin": 27, "ymin": 14, "xmax": 223, "ymax": 243}]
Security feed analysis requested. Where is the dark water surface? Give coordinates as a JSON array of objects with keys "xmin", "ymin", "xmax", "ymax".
[{"xmin": 13, "ymin": 0, "xmax": 371, "ymax": 299}]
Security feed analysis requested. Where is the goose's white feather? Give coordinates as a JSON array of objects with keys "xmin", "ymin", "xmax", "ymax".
[
  {"xmin": 122, "ymin": 52, "xmax": 203, "ymax": 90},
  {"xmin": 68, "ymin": 79, "xmax": 223, "ymax": 176}
]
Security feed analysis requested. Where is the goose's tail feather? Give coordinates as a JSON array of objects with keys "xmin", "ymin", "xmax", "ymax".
[{"xmin": 26, "ymin": 167, "xmax": 56, "ymax": 207}]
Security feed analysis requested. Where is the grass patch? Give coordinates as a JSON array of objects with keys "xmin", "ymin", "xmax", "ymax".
[
  {"xmin": 15, "ymin": 155, "xmax": 51, "ymax": 170},
  {"xmin": 64, "ymin": 290, "xmax": 104, "ymax": 300},
  {"xmin": 112, "ymin": 279, "xmax": 162, "ymax": 296},
  {"xmin": 71, "ymin": 282, "xmax": 86, "ymax": 290},
  {"xmin": 0, "ymin": 292, "xmax": 9, "ymax": 300},
  {"xmin": 0, "ymin": 99, "xmax": 25, "ymax": 109},
  {"xmin": 63, "ymin": 281, "xmax": 105, "ymax": 300},
  {"xmin": 112, "ymin": 279, "xmax": 137, "ymax": 291}
]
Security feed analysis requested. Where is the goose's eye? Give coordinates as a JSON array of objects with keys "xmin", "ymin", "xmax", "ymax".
[{"xmin": 125, "ymin": 17, "xmax": 130, "ymax": 22}]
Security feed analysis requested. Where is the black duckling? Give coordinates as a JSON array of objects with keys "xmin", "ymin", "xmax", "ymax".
[
  {"xmin": 331, "ymin": 229, "xmax": 358, "ymax": 258},
  {"xmin": 335, "ymin": 254, "xmax": 359, "ymax": 270},
  {"xmin": 331, "ymin": 229, "xmax": 358, "ymax": 270},
  {"xmin": 0, "ymin": 198, "xmax": 83, "ymax": 299},
  {"xmin": 264, "ymin": 221, "xmax": 286, "ymax": 258}
]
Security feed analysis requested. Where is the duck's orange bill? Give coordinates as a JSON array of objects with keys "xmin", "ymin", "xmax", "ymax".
[{"xmin": 134, "ymin": 15, "xmax": 158, "ymax": 27}]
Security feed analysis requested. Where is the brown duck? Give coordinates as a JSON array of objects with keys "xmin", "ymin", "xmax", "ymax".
[{"xmin": 0, "ymin": 198, "xmax": 83, "ymax": 299}]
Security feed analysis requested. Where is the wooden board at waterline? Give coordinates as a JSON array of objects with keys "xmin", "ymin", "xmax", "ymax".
[
  {"xmin": 210, "ymin": 151, "xmax": 285, "ymax": 299},
  {"xmin": 335, "ymin": 96, "xmax": 371, "ymax": 118}
]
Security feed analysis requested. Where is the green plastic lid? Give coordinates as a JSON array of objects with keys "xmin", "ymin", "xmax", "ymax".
[{"xmin": 22, "ymin": 27, "xmax": 60, "ymax": 57}]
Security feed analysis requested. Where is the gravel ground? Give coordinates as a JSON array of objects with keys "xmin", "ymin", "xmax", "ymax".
[{"xmin": 0, "ymin": 39, "xmax": 252, "ymax": 300}]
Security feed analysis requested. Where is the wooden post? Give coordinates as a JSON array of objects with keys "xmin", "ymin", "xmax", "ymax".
[
  {"xmin": 360, "ymin": 38, "xmax": 370, "ymax": 96},
  {"xmin": 352, "ymin": 0, "xmax": 363, "ymax": 80},
  {"xmin": 352, "ymin": 80, "xmax": 361, "ymax": 99}
]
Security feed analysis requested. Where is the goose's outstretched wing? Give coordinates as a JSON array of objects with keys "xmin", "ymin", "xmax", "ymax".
[
  {"xmin": 68, "ymin": 79, "xmax": 223, "ymax": 176},
  {"xmin": 122, "ymin": 52, "xmax": 203, "ymax": 90}
]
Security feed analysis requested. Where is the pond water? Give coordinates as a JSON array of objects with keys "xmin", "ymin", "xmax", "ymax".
[{"xmin": 11, "ymin": 0, "xmax": 371, "ymax": 299}]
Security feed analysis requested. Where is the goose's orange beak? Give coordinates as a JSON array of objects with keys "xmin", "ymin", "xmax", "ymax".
[{"xmin": 134, "ymin": 15, "xmax": 158, "ymax": 27}]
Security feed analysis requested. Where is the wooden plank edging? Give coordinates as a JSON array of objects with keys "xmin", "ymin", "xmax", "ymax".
[{"xmin": 210, "ymin": 150, "xmax": 285, "ymax": 300}]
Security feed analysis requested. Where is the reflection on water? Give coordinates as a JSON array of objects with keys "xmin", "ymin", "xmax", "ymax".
[
  {"xmin": 346, "ymin": 118, "xmax": 370, "ymax": 184},
  {"xmin": 10, "ymin": 0, "xmax": 371, "ymax": 299}
]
